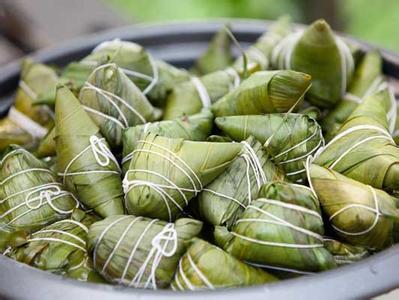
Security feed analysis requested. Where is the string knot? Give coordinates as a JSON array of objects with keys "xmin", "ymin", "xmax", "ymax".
[{"xmin": 89, "ymin": 135, "xmax": 113, "ymax": 167}]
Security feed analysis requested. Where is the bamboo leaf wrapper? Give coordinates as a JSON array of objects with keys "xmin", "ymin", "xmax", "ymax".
[
  {"xmin": 87, "ymin": 215, "xmax": 202, "ymax": 289},
  {"xmin": 55, "ymin": 85, "xmax": 124, "ymax": 217},
  {"xmin": 171, "ymin": 238, "xmax": 277, "ymax": 290},
  {"xmin": 123, "ymin": 133, "xmax": 242, "ymax": 221}
]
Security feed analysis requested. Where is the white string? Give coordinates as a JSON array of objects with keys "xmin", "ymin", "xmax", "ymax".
[
  {"xmin": 0, "ymin": 168, "xmax": 52, "ymax": 186},
  {"xmin": 387, "ymin": 86, "xmax": 397, "ymax": 134},
  {"xmin": 8, "ymin": 107, "xmax": 47, "ymax": 139},
  {"xmin": 241, "ymin": 202, "xmax": 323, "ymax": 240},
  {"xmin": 0, "ymin": 183, "xmax": 79, "ymax": 220},
  {"xmin": 58, "ymin": 135, "xmax": 120, "ymax": 184},
  {"xmin": 191, "ymin": 77, "xmax": 211, "ymax": 108},
  {"xmin": 329, "ymin": 135, "xmax": 393, "ymax": 169},
  {"xmin": 247, "ymin": 47, "xmax": 268, "ymax": 69},
  {"xmin": 230, "ymin": 231, "xmax": 323, "ymax": 249},
  {"xmin": 241, "ymin": 141, "xmax": 267, "ymax": 185},
  {"xmin": 81, "ymin": 81, "xmax": 146, "ymax": 125},
  {"xmin": 83, "ymin": 106, "xmax": 126, "ymax": 129},
  {"xmin": 120, "ymin": 219, "xmax": 157, "ymax": 284},
  {"xmin": 140, "ymin": 223, "xmax": 177, "ymax": 289},
  {"xmin": 201, "ymin": 188, "xmax": 245, "ymax": 208},
  {"xmin": 101, "ymin": 217, "xmax": 143, "ymax": 273},
  {"xmin": 231, "ymin": 199, "xmax": 324, "ymax": 249},
  {"xmin": 329, "ymin": 186, "xmax": 381, "ymax": 236},
  {"xmin": 27, "ymin": 237, "xmax": 87, "ymax": 252},
  {"xmin": 198, "ymin": 141, "xmax": 267, "ymax": 210},
  {"xmin": 55, "ymin": 219, "xmax": 89, "ymax": 233},
  {"xmin": 141, "ymin": 54, "xmax": 159, "ymax": 95},
  {"xmin": 32, "ymin": 229, "xmax": 86, "ymax": 245},
  {"xmin": 186, "ymin": 252, "xmax": 214, "ymax": 290},
  {"xmin": 256, "ymin": 198, "xmax": 322, "ymax": 220},
  {"xmin": 93, "ymin": 216, "xmax": 130, "ymax": 269},
  {"xmin": 335, "ymin": 36, "xmax": 354, "ymax": 97},
  {"xmin": 177, "ymin": 254, "xmax": 195, "ymax": 290},
  {"xmin": 19, "ymin": 80, "xmax": 38, "ymax": 99},
  {"xmin": 225, "ymin": 68, "xmax": 240, "ymax": 90},
  {"xmin": 315, "ymin": 125, "xmax": 394, "ymax": 159},
  {"xmin": 27, "ymin": 220, "xmax": 88, "ymax": 253},
  {"xmin": 271, "ymin": 122, "xmax": 323, "ymax": 160}
]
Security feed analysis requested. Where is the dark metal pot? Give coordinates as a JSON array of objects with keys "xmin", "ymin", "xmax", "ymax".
[{"xmin": 0, "ymin": 19, "xmax": 399, "ymax": 300}]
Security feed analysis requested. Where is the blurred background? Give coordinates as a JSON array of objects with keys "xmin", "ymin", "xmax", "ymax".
[{"xmin": 0, "ymin": 0, "xmax": 398, "ymax": 65}]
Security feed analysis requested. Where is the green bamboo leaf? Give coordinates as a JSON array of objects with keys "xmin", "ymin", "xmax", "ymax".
[
  {"xmin": 55, "ymin": 85, "xmax": 124, "ymax": 217},
  {"xmin": 215, "ymin": 113, "xmax": 323, "ymax": 181},
  {"xmin": 211, "ymin": 70, "xmax": 311, "ymax": 117},
  {"xmin": 323, "ymin": 237, "xmax": 369, "ymax": 266},
  {"xmin": 0, "ymin": 145, "xmax": 79, "ymax": 250},
  {"xmin": 309, "ymin": 164, "xmax": 399, "ymax": 249},
  {"xmin": 171, "ymin": 238, "xmax": 277, "ymax": 290},
  {"xmin": 7, "ymin": 209, "xmax": 103, "ymax": 282},
  {"xmin": 215, "ymin": 181, "xmax": 336, "ymax": 274},
  {"xmin": 193, "ymin": 136, "xmax": 285, "ymax": 228},
  {"xmin": 87, "ymin": 215, "xmax": 202, "ymax": 289},
  {"xmin": 36, "ymin": 126, "xmax": 56, "ymax": 158},
  {"xmin": 122, "ymin": 109, "xmax": 213, "ymax": 173},
  {"xmin": 123, "ymin": 132, "xmax": 242, "ymax": 221}
]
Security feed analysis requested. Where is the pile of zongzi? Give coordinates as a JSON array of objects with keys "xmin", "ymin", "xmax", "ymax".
[{"xmin": 1, "ymin": 16, "xmax": 399, "ymax": 292}]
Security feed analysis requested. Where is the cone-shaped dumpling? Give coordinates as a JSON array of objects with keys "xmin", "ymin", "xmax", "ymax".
[
  {"xmin": 122, "ymin": 109, "xmax": 213, "ymax": 172},
  {"xmin": 87, "ymin": 215, "xmax": 203, "ymax": 289},
  {"xmin": 214, "ymin": 181, "xmax": 336, "ymax": 273},
  {"xmin": 123, "ymin": 132, "xmax": 242, "ymax": 221},
  {"xmin": 215, "ymin": 114, "xmax": 323, "ymax": 182},
  {"xmin": 193, "ymin": 136, "xmax": 285, "ymax": 229},
  {"xmin": 309, "ymin": 164, "xmax": 399, "ymax": 249},
  {"xmin": 79, "ymin": 63, "xmax": 160, "ymax": 149},
  {"xmin": 211, "ymin": 70, "xmax": 311, "ymax": 117},
  {"xmin": 6, "ymin": 209, "xmax": 103, "ymax": 282},
  {"xmin": 171, "ymin": 238, "xmax": 277, "ymax": 290},
  {"xmin": 271, "ymin": 19, "xmax": 354, "ymax": 108},
  {"xmin": 192, "ymin": 26, "xmax": 233, "ymax": 75},
  {"xmin": 55, "ymin": 85, "xmax": 124, "ymax": 217},
  {"xmin": 0, "ymin": 145, "xmax": 78, "ymax": 250},
  {"xmin": 62, "ymin": 40, "xmax": 189, "ymax": 107},
  {"xmin": 322, "ymin": 51, "xmax": 384, "ymax": 140},
  {"xmin": 314, "ymin": 88, "xmax": 399, "ymax": 191}
]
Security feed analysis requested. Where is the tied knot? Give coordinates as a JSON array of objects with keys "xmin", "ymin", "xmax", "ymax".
[
  {"xmin": 25, "ymin": 185, "xmax": 62, "ymax": 210},
  {"xmin": 89, "ymin": 135, "xmax": 113, "ymax": 167},
  {"xmin": 122, "ymin": 175, "xmax": 131, "ymax": 194},
  {"xmin": 151, "ymin": 223, "xmax": 177, "ymax": 257}
]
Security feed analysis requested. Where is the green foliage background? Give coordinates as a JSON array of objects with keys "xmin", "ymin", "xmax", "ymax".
[{"xmin": 105, "ymin": 0, "xmax": 399, "ymax": 52}]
